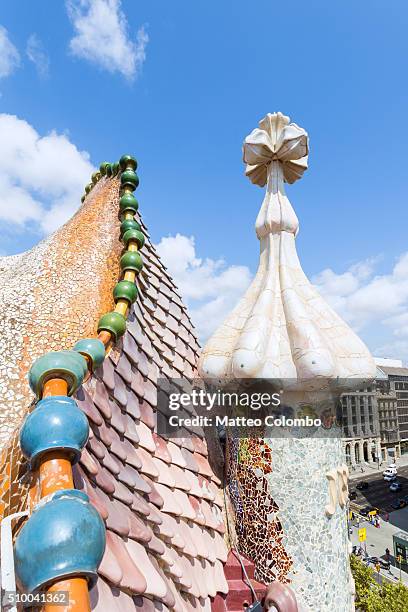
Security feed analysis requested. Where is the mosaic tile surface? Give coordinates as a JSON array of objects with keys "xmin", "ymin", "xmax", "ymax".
[
  {"xmin": 227, "ymin": 437, "xmax": 292, "ymax": 584},
  {"xmin": 265, "ymin": 435, "xmax": 353, "ymax": 612},
  {"xmin": 0, "ymin": 177, "xmax": 123, "ymax": 448},
  {"xmin": 0, "ymin": 429, "xmax": 30, "ymax": 519}
]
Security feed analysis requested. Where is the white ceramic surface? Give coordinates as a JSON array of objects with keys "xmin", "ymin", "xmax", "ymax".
[{"xmin": 199, "ymin": 112, "xmax": 376, "ymax": 386}]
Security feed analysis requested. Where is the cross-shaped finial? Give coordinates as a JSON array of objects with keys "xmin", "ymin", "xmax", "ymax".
[{"xmin": 243, "ymin": 112, "xmax": 309, "ymax": 187}]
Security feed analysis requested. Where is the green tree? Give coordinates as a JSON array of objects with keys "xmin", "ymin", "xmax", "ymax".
[
  {"xmin": 351, "ymin": 555, "xmax": 408, "ymax": 611},
  {"xmin": 351, "ymin": 554, "xmax": 375, "ymax": 607}
]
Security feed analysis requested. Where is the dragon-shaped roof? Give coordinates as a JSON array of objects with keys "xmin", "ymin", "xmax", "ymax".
[{"xmin": 0, "ymin": 164, "xmax": 229, "ymax": 610}]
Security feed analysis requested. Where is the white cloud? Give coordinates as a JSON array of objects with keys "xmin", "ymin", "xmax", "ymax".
[
  {"xmin": 0, "ymin": 113, "xmax": 94, "ymax": 235},
  {"xmin": 313, "ymin": 253, "xmax": 408, "ymax": 362},
  {"xmin": 0, "ymin": 25, "xmax": 20, "ymax": 78},
  {"xmin": 66, "ymin": 0, "xmax": 148, "ymax": 80},
  {"xmin": 26, "ymin": 34, "xmax": 50, "ymax": 78},
  {"xmin": 155, "ymin": 234, "xmax": 252, "ymax": 342}
]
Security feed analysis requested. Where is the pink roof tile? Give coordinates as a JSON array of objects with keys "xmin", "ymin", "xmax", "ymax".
[{"xmin": 71, "ymin": 213, "xmax": 228, "ymax": 609}]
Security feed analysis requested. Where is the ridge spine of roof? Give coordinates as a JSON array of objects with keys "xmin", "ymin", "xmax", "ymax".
[{"xmin": 13, "ymin": 154, "xmax": 145, "ymax": 611}]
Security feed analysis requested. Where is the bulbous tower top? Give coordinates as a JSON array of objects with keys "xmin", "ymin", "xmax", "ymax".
[{"xmin": 199, "ymin": 112, "xmax": 376, "ymax": 386}]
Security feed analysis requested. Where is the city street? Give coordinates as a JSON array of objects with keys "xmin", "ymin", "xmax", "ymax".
[
  {"xmin": 349, "ymin": 463, "xmax": 408, "ymax": 586},
  {"xmin": 350, "ymin": 515, "xmax": 408, "ymax": 586},
  {"xmin": 350, "ymin": 464, "xmax": 408, "ymax": 514}
]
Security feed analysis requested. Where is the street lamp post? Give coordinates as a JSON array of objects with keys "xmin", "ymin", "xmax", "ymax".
[{"xmin": 397, "ymin": 555, "xmax": 402, "ymax": 582}]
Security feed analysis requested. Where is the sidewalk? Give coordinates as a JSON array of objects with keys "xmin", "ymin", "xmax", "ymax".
[
  {"xmin": 349, "ymin": 454, "xmax": 408, "ymax": 480},
  {"xmin": 350, "ymin": 515, "xmax": 408, "ymax": 586}
]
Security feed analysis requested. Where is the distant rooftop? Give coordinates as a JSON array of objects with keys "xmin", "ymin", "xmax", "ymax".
[
  {"xmin": 377, "ymin": 365, "xmax": 408, "ymax": 377},
  {"xmin": 374, "ymin": 357, "xmax": 403, "ymax": 367}
]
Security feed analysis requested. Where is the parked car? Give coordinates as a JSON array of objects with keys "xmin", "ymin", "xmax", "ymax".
[
  {"xmin": 392, "ymin": 499, "xmax": 407, "ymax": 510},
  {"xmin": 390, "ymin": 481, "xmax": 402, "ymax": 492},
  {"xmin": 360, "ymin": 506, "xmax": 377, "ymax": 516},
  {"xmin": 349, "ymin": 490, "xmax": 357, "ymax": 500},
  {"xmin": 384, "ymin": 473, "xmax": 397, "ymax": 482},
  {"xmin": 356, "ymin": 481, "xmax": 369, "ymax": 490}
]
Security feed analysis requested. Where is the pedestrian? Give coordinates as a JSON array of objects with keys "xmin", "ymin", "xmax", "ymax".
[
  {"xmin": 385, "ymin": 548, "xmax": 390, "ymax": 562},
  {"xmin": 385, "ymin": 512, "xmax": 389, "ymax": 522}
]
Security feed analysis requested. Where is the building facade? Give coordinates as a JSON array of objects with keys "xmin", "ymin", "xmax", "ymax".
[
  {"xmin": 342, "ymin": 385, "xmax": 381, "ymax": 470},
  {"xmin": 376, "ymin": 359, "xmax": 408, "ymax": 453},
  {"xmin": 376, "ymin": 375, "xmax": 401, "ymax": 461},
  {"xmin": 341, "ymin": 364, "xmax": 404, "ymax": 466}
]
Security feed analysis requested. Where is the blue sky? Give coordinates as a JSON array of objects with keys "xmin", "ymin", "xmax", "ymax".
[{"xmin": 1, "ymin": 0, "xmax": 408, "ymax": 358}]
